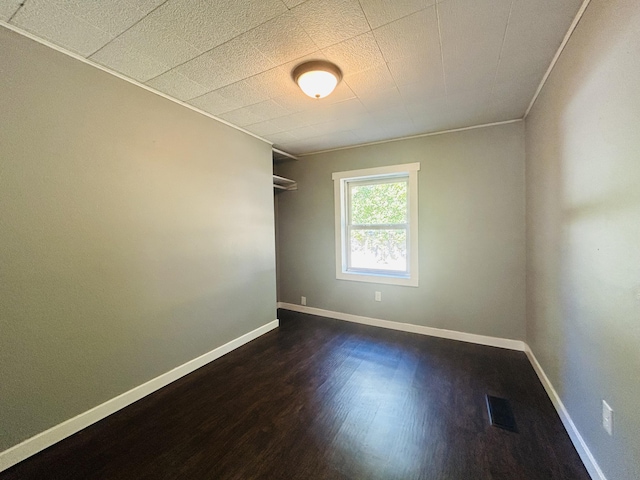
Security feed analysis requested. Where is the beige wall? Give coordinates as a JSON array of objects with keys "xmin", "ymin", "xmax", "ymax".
[
  {"xmin": 276, "ymin": 122, "xmax": 526, "ymax": 340},
  {"xmin": 0, "ymin": 27, "xmax": 276, "ymax": 451},
  {"xmin": 525, "ymin": 0, "xmax": 640, "ymax": 478}
]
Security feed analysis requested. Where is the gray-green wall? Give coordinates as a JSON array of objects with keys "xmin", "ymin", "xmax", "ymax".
[
  {"xmin": 525, "ymin": 0, "xmax": 640, "ymax": 478},
  {"xmin": 276, "ymin": 122, "xmax": 526, "ymax": 340},
  {"xmin": 0, "ymin": 27, "xmax": 276, "ymax": 451}
]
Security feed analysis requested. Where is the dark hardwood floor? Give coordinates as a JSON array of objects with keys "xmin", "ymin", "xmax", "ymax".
[{"xmin": 2, "ymin": 309, "xmax": 590, "ymax": 479}]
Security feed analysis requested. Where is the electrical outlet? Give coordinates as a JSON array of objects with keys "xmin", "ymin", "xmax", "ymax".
[
  {"xmin": 602, "ymin": 400, "xmax": 613, "ymax": 436},
  {"xmin": 375, "ymin": 291, "xmax": 381, "ymax": 302},
  {"xmin": 301, "ymin": 296, "xmax": 306, "ymax": 306}
]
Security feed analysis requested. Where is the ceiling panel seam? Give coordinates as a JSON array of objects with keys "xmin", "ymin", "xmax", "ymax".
[
  {"xmin": 489, "ymin": 0, "xmax": 515, "ymax": 101},
  {"xmin": 434, "ymin": 1, "xmax": 447, "ymax": 96},
  {"xmin": 85, "ymin": 0, "xmax": 171, "ymax": 59}
]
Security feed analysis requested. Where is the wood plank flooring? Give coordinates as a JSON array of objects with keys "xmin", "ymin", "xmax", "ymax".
[{"xmin": 1, "ymin": 309, "xmax": 590, "ymax": 479}]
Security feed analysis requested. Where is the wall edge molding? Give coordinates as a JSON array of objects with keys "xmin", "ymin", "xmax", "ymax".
[
  {"xmin": 524, "ymin": 0, "xmax": 592, "ymax": 117},
  {"xmin": 277, "ymin": 302, "xmax": 525, "ymax": 351},
  {"xmin": 297, "ymin": 119, "xmax": 523, "ymax": 157},
  {"xmin": 524, "ymin": 345, "xmax": 607, "ymax": 480},
  {"xmin": 0, "ymin": 319, "xmax": 279, "ymax": 473}
]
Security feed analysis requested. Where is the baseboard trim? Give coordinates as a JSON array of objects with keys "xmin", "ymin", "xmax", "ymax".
[
  {"xmin": 524, "ymin": 345, "xmax": 607, "ymax": 480},
  {"xmin": 277, "ymin": 302, "xmax": 525, "ymax": 351},
  {"xmin": 0, "ymin": 319, "xmax": 279, "ymax": 473}
]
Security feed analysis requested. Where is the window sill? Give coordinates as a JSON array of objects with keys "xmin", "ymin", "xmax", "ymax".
[{"xmin": 336, "ymin": 270, "xmax": 418, "ymax": 287}]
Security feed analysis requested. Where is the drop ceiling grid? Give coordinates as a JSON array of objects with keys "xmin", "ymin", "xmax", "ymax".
[{"xmin": 1, "ymin": 0, "xmax": 586, "ymax": 155}]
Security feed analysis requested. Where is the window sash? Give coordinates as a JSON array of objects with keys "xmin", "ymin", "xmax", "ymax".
[
  {"xmin": 346, "ymin": 225, "xmax": 409, "ymax": 275},
  {"xmin": 345, "ymin": 176, "xmax": 410, "ymax": 275},
  {"xmin": 346, "ymin": 177, "xmax": 409, "ymax": 227},
  {"xmin": 332, "ymin": 162, "xmax": 420, "ymax": 287}
]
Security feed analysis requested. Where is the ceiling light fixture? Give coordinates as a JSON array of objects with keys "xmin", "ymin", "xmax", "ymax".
[{"xmin": 292, "ymin": 60, "xmax": 343, "ymax": 99}]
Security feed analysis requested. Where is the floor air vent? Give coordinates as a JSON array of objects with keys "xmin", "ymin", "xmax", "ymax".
[{"xmin": 486, "ymin": 395, "xmax": 518, "ymax": 432}]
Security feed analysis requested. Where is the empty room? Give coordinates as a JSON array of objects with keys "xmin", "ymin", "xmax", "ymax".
[{"xmin": 0, "ymin": 0, "xmax": 638, "ymax": 479}]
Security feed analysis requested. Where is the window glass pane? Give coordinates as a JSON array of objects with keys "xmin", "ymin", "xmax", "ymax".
[
  {"xmin": 349, "ymin": 229, "xmax": 407, "ymax": 272},
  {"xmin": 350, "ymin": 180, "xmax": 407, "ymax": 225}
]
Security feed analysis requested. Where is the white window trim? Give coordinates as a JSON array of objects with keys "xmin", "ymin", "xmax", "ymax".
[{"xmin": 332, "ymin": 162, "xmax": 420, "ymax": 287}]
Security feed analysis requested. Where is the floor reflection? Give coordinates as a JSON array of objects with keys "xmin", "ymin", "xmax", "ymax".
[{"xmin": 314, "ymin": 337, "xmax": 432, "ymax": 479}]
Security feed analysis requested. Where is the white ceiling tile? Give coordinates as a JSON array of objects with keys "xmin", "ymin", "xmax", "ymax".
[
  {"xmin": 47, "ymin": 0, "xmax": 157, "ymax": 37},
  {"xmin": 5, "ymin": 0, "xmax": 581, "ymax": 154},
  {"xmin": 213, "ymin": 81, "xmax": 271, "ymax": 109},
  {"xmin": 360, "ymin": 0, "xmax": 434, "ymax": 29},
  {"xmin": 266, "ymin": 131, "xmax": 298, "ymax": 145},
  {"xmin": 373, "ymin": 7, "xmax": 439, "ymax": 63},
  {"xmin": 136, "ymin": 0, "xmax": 167, "ymax": 11},
  {"xmin": 494, "ymin": 50, "xmax": 549, "ymax": 86},
  {"xmin": 103, "ymin": 14, "xmax": 202, "ymax": 70},
  {"xmin": 387, "ymin": 53, "xmax": 445, "ymax": 99},
  {"xmin": 280, "ymin": 50, "xmax": 326, "ymax": 74},
  {"xmin": 282, "ymin": 0, "xmax": 306, "ymax": 7},
  {"xmin": 244, "ymin": 11, "xmax": 318, "ymax": 66},
  {"xmin": 407, "ymin": 96, "xmax": 450, "ymax": 127},
  {"xmin": 243, "ymin": 66, "xmax": 301, "ymax": 99},
  {"xmin": 293, "ymin": 121, "xmax": 339, "ymax": 137},
  {"xmin": 11, "ymin": 0, "xmax": 113, "ymax": 56},
  {"xmin": 292, "ymin": 0, "xmax": 370, "ymax": 49},
  {"xmin": 344, "ymin": 64, "xmax": 396, "ymax": 97},
  {"xmin": 287, "ymin": 125, "xmax": 323, "ymax": 138},
  {"xmin": 438, "ymin": 0, "xmax": 512, "ymax": 94},
  {"xmin": 218, "ymin": 107, "xmax": 266, "ymax": 127},
  {"xmin": 289, "ymin": 98, "xmax": 368, "ymax": 126},
  {"xmin": 357, "ymin": 87, "xmax": 405, "ymax": 113},
  {"xmin": 145, "ymin": 70, "xmax": 211, "ymax": 101},
  {"xmin": 89, "ymin": 36, "xmax": 171, "ymax": 82},
  {"xmin": 147, "ymin": 0, "xmax": 287, "ymax": 53},
  {"xmin": 270, "ymin": 114, "xmax": 309, "ymax": 131},
  {"xmin": 489, "ymin": 74, "xmax": 540, "ymax": 119},
  {"xmin": 351, "ymin": 123, "xmax": 387, "ymax": 143},
  {"xmin": 244, "ymin": 120, "xmax": 287, "ymax": 137},
  {"xmin": 245, "ymin": 99, "xmax": 292, "ymax": 121},
  {"xmin": 321, "ymin": 32, "xmax": 385, "ymax": 77},
  {"xmin": 443, "ymin": 56, "xmax": 496, "ymax": 95},
  {"xmin": 509, "ymin": 0, "xmax": 584, "ymax": 27},
  {"xmin": 295, "ymin": 130, "xmax": 360, "ymax": 151},
  {"xmin": 398, "ymin": 81, "xmax": 443, "ymax": 105},
  {"xmin": 167, "ymin": 57, "xmax": 236, "ymax": 92},
  {"xmin": 379, "ymin": 119, "xmax": 424, "ymax": 139},
  {"xmin": 0, "ymin": 0, "xmax": 22, "ymax": 20},
  {"xmin": 444, "ymin": 90, "xmax": 491, "ymax": 121},
  {"xmin": 171, "ymin": 36, "xmax": 275, "ymax": 90},
  {"xmin": 187, "ymin": 91, "xmax": 244, "ymax": 117},
  {"xmin": 437, "ymin": 0, "xmax": 512, "ymax": 51},
  {"xmin": 498, "ymin": 1, "xmax": 582, "ymax": 84}
]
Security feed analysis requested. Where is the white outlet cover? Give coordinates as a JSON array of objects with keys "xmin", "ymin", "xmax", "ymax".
[
  {"xmin": 602, "ymin": 400, "xmax": 613, "ymax": 436},
  {"xmin": 301, "ymin": 296, "xmax": 307, "ymax": 306},
  {"xmin": 375, "ymin": 291, "xmax": 381, "ymax": 301}
]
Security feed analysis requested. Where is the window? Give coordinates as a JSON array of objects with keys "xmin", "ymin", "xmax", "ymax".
[{"xmin": 332, "ymin": 163, "xmax": 420, "ymax": 287}]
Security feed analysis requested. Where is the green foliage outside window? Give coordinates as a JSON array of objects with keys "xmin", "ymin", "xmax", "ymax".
[{"xmin": 349, "ymin": 180, "xmax": 408, "ymax": 269}]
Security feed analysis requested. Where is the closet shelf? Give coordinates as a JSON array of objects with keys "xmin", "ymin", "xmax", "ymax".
[{"xmin": 273, "ymin": 174, "xmax": 297, "ymax": 191}]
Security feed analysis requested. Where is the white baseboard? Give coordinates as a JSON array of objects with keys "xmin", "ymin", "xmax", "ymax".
[
  {"xmin": 524, "ymin": 345, "xmax": 606, "ymax": 480},
  {"xmin": 277, "ymin": 302, "xmax": 526, "ymax": 351},
  {"xmin": 0, "ymin": 319, "xmax": 279, "ymax": 473}
]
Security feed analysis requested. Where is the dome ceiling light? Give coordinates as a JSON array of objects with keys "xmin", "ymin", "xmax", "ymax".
[{"xmin": 292, "ymin": 60, "xmax": 343, "ymax": 99}]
